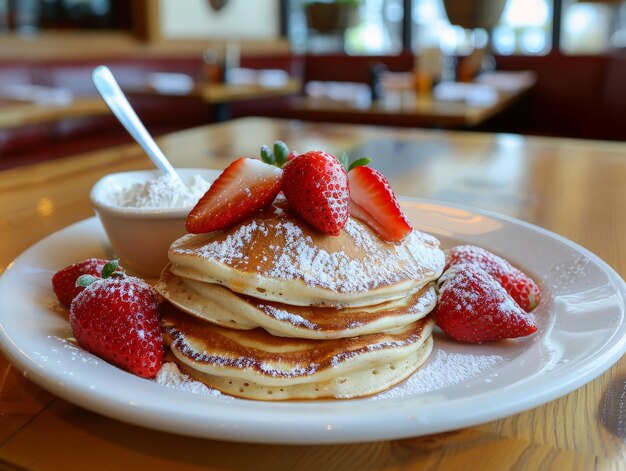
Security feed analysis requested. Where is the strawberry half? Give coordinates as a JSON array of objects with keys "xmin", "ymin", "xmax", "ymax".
[
  {"xmin": 348, "ymin": 166, "xmax": 412, "ymax": 242},
  {"xmin": 445, "ymin": 245, "xmax": 541, "ymax": 312},
  {"xmin": 186, "ymin": 157, "xmax": 282, "ymax": 234},
  {"xmin": 52, "ymin": 258, "xmax": 111, "ymax": 307},
  {"xmin": 70, "ymin": 272, "xmax": 163, "ymax": 378},
  {"xmin": 436, "ymin": 263, "xmax": 537, "ymax": 343},
  {"xmin": 281, "ymin": 150, "xmax": 349, "ymax": 236}
]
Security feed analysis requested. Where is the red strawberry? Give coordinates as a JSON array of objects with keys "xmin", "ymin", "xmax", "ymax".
[
  {"xmin": 436, "ymin": 264, "xmax": 537, "ymax": 343},
  {"xmin": 281, "ymin": 150, "xmax": 349, "ymax": 236},
  {"xmin": 52, "ymin": 258, "xmax": 110, "ymax": 307},
  {"xmin": 70, "ymin": 273, "xmax": 163, "ymax": 378},
  {"xmin": 445, "ymin": 245, "xmax": 541, "ymax": 312},
  {"xmin": 186, "ymin": 157, "xmax": 282, "ymax": 234},
  {"xmin": 348, "ymin": 166, "xmax": 412, "ymax": 242}
]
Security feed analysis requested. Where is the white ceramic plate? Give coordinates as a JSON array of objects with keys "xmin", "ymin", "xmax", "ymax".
[{"xmin": 1, "ymin": 199, "xmax": 625, "ymax": 444}]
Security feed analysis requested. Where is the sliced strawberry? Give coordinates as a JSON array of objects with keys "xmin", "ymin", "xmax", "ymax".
[
  {"xmin": 52, "ymin": 258, "xmax": 110, "ymax": 307},
  {"xmin": 348, "ymin": 166, "xmax": 412, "ymax": 242},
  {"xmin": 186, "ymin": 157, "xmax": 282, "ymax": 234},
  {"xmin": 70, "ymin": 273, "xmax": 163, "ymax": 378},
  {"xmin": 281, "ymin": 150, "xmax": 349, "ymax": 236},
  {"xmin": 436, "ymin": 263, "xmax": 537, "ymax": 343},
  {"xmin": 445, "ymin": 245, "xmax": 541, "ymax": 312}
]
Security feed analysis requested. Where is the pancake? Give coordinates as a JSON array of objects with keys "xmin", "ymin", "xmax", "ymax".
[
  {"xmin": 161, "ymin": 303, "xmax": 434, "ymax": 400},
  {"xmin": 168, "ymin": 200, "xmax": 445, "ymax": 308},
  {"xmin": 156, "ymin": 265, "xmax": 438, "ymax": 339},
  {"xmin": 179, "ymin": 337, "xmax": 432, "ymax": 400}
]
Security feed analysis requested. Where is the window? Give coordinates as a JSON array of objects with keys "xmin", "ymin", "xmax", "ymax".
[
  {"xmin": 560, "ymin": 0, "xmax": 626, "ymax": 54},
  {"xmin": 0, "ymin": 0, "xmax": 132, "ymax": 34},
  {"xmin": 345, "ymin": 0, "xmax": 404, "ymax": 54},
  {"xmin": 493, "ymin": 0, "xmax": 552, "ymax": 55},
  {"xmin": 411, "ymin": 0, "xmax": 552, "ymax": 55},
  {"xmin": 285, "ymin": 0, "xmax": 626, "ymax": 56},
  {"xmin": 286, "ymin": 0, "xmax": 404, "ymax": 55}
]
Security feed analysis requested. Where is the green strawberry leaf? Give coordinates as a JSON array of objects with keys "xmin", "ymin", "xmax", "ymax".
[
  {"xmin": 273, "ymin": 140, "xmax": 289, "ymax": 167},
  {"xmin": 101, "ymin": 259, "xmax": 121, "ymax": 279},
  {"xmin": 338, "ymin": 152, "xmax": 349, "ymax": 170},
  {"xmin": 260, "ymin": 145, "xmax": 274, "ymax": 165},
  {"xmin": 75, "ymin": 274, "xmax": 99, "ymax": 287},
  {"xmin": 348, "ymin": 157, "xmax": 371, "ymax": 171}
]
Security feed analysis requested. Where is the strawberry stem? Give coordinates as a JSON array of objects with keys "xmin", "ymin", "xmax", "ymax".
[
  {"xmin": 348, "ymin": 157, "xmax": 371, "ymax": 171},
  {"xmin": 273, "ymin": 140, "xmax": 289, "ymax": 166},
  {"xmin": 260, "ymin": 145, "xmax": 274, "ymax": 165},
  {"xmin": 75, "ymin": 274, "xmax": 99, "ymax": 287},
  {"xmin": 338, "ymin": 152, "xmax": 349, "ymax": 170},
  {"xmin": 101, "ymin": 259, "xmax": 122, "ymax": 278}
]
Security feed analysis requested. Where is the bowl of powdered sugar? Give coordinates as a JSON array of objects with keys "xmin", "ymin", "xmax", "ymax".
[{"xmin": 90, "ymin": 168, "xmax": 220, "ymax": 278}]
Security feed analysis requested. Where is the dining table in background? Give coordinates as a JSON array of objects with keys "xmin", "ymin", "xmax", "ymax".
[
  {"xmin": 288, "ymin": 71, "xmax": 536, "ymax": 129},
  {"xmin": 127, "ymin": 76, "xmax": 302, "ymax": 122},
  {"xmin": 0, "ymin": 96, "xmax": 110, "ymax": 130},
  {"xmin": 0, "ymin": 117, "xmax": 624, "ymax": 470}
]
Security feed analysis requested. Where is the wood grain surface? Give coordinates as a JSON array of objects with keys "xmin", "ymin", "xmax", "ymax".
[
  {"xmin": 0, "ymin": 97, "xmax": 109, "ymax": 129},
  {"xmin": 0, "ymin": 118, "xmax": 624, "ymax": 470}
]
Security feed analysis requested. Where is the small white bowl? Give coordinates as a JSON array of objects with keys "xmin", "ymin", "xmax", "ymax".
[{"xmin": 90, "ymin": 168, "xmax": 220, "ymax": 278}]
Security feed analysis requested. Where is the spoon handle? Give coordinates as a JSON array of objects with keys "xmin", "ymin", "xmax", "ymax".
[{"xmin": 91, "ymin": 65, "xmax": 183, "ymax": 184}]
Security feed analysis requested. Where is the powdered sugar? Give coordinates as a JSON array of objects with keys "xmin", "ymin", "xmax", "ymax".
[
  {"xmin": 374, "ymin": 349, "xmax": 506, "ymax": 398},
  {"xmin": 166, "ymin": 326, "xmax": 320, "ymax": 378},
  {"xmin": 327, "ymin": 330, "xmax": 424, "ymax": 367},
  {"xmin": 260, "ymin": 304, "xmax": 319, "ymax": 330},
  {"xmin": 445, "ymin": 245, "xmax": 513, "ymax": 276},
  {"xmin": 548, "ymin": 254, "xmax": 590, "ymax": 291},
  {"xmin": 408, "ymin": 287, "xmax": 437, "ymax": 314},
  {"xmin": 34, "ymin": 336, "xmax": 103, "ymax": 366},
  {"xmin": 155, "ymin": 362, "xmax": 223, "ymax": 397},
  {"xmin": 188, "ymin": 220, "xmax": 259, "ymax": 266},
  {"xmin": 264, "ymin": 220, "xmax": 358, "ymax": 289},
  {"xmin": 330, "ymin": 351, "xmax": 357, "ymax": 367},
  {"xmin": 258, "ymin": 362, "xmax": 318, "ymax": 377},
  {"xmin": 254, "ymin": 287, "xmax": 435, "ymax": 332},
  {"xmin": 176, "ymin": 215, "xmax": 445, "ymax": 294},
  {"xmin": 158, "ymin": 344, "xmax": 506, "ymax": 400},
  {"xmin": 366, "ymin": 340, "xmax": 406, "ymax": 351},
  {"xmin": 115, "ymin": 174, "xmax": 211, "ymax": 208},
  {"xmin": 71, "ymin": 275, "xmax": 157, "ymax": 313},
  {"xmin": 438, "ymin": 264, "xmax": 525, "ymax": 319}
]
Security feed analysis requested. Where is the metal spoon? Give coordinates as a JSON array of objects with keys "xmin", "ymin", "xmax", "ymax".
[{"xmin": 91, "ymin": 65, "xmax": 183, "ymax": 184}]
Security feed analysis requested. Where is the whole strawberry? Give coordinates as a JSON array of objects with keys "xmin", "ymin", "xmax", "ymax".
[
  {"xmin": 70, "ymin": 270, "xmax": 163, "ymax": 378},
  {"xmin": 281, "ymin": 150, "xmax": 349, "ymax": 236},
  {"xmin": 445, "ymin": 245, "xmax": 541, "ymax": 312},
  {"xmin": 52, "ymin": 258, "xmax": 112, "ymax": 307},
  {"xmin": 436, "ymin": 263, "xmax": 537, "ymax": 343}
]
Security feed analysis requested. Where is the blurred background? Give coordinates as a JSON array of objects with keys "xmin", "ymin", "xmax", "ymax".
[{"xmin": 1, "ymin": 0, "xmax": 625, "ymax": 169}]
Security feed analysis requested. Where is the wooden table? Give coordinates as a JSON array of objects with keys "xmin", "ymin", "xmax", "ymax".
[
  {"xmin": 0, "ymin": 117, "xmax": 625, "ymax": 470},
  {"xmin": 194, "ymin": 79, "xmax": 301, "ymax": 105},
  {"xmin": 129, "ymin": 78, "xmax": 302, "ymax": 121},
  {"xmin": 0, "ymin": 97, "xmax": 109, "ymax": 129},
  {"xmin": 288, "ymin": 72, "xmax": 535, "ymax": 128}
]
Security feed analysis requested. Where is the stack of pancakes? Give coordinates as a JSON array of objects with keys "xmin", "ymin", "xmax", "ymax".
[{"xmin": 156, "ymin": 200, "xmax": 445, "ymax": 400}]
